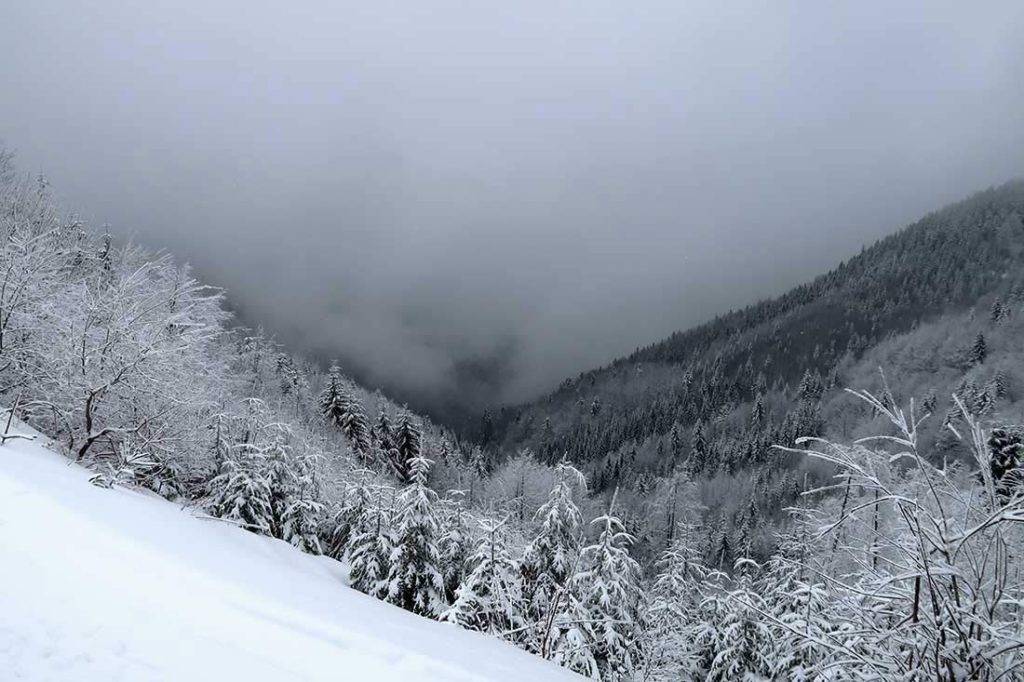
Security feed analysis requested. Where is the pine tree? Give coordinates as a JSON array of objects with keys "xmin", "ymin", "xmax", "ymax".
[
  {"xmin": 521, "ymin": 460, "xmax": 585, "ymax": 647},
  {"xmin": 391, "ymin": 412, "xmax": 422, "ymax": 483},
  {"xmin": 759, "ymin": 529, "xmax": 831, "ymax": 679},
  {"xmin": 386, "ymin": 455, "xmax": 445, "ymax": 617},
  {"xmin": 373, "ymin": 407, "xmax": 397, "ymax": 465},
  {"xmin": 320, "ymin": 365, "xmax": 372, "ymax": 460},
  {"xmin": 705, "ymin": 558, "xmax": 772, "ymax": 681},
  {"xmin": 690, "ymin": 419, "xmax": 709, "ymax": 469},
  {"xmin": 468, "ymin": 445, "xmax": 488, "ymax": 477},
  {"xmin": 209, "ymin": 448, "xmax": 274, "ymax": 535},
  {"xmin": 797, "ymin": 369, "xmax": 823, "ymax": 403},
  {"xmin": 574, "ymin": 497, "xmax": 644, "ymax": 680},
  {"xmin": 972, "ymin": 332, "xmax": 988, "ymax": 364},
  {"xmin": 437, "ymin": 437, "xmax": 454, "ymax": 466},
  {"xmin": 646, "ymin": 524, "xmax": 710, "ymax": 678},
  {"xmin": 438, "ymin": 492, "xmax": 473, "ymax": 603},
  {"xmin": 750, "ymin": 393, "xmax": 766, "ymax": 428},
  {"xmin": 990, "ymin": 298, "xmax": 1005, "ymax": 324},
  {"xmin": 669, "ymin": 424, "xmax": 682, "ymax": 457},
  {"xmin": 348, "ymin": 483, "xmax": 394, "ymax": 600},
  {"xmin": 319, "ymin": 364, "xmax": 350, "ymax": 426},
  {"xmin": 689, "ymin": 570, "xmax": 731, "ymax": 678},
  {"xmin": 278, "ymin": 454, "xmax": 324, "ymax": 554},
  {"xmin": 988, "ymin": 427, "xmax": 1024, "ymax": 500},
  {"xmin": 539, "ymin": 417, "xmax": 555, "ymax": 461},
  {"xmin": 544, "ymin": 589, "xmax": 601, "ymax": 679},
  {"xmin": 708, "ymin": 514, "xmax": 732, "ymax": 569},
  {"xmin": 342, "ymin": 397, "xmax": 371, "ymax": 460},
  {"xmin": 733, "ymin": 494, "xmax": 760, "ymax": 557},
  {"xmin": 445, "ymin": 518, "xmax": 527, "ymax": 641},
  {"xmin": 263, "ymin": 442, "xmax": 292, "ymax": 539}
]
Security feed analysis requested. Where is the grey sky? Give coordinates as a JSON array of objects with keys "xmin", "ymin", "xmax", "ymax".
[{"xmin": 3, "ymin": 1, "xmax": 1023, "ymax": 420}]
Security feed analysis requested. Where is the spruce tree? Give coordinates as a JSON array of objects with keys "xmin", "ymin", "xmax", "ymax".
[
  {"xmin": 319, "ymin": 363, "xmax": 371, "ymax": 459},
  {"xmin": 323, "ymin": 476, "xmax": 371, "ymax": 559},
  {"xmin": 972, "ymin": 332, "xmax": 988, "ymax": 364},
  {"xmin": 445, "ymin": 518, "xmax": 527, "ymax": 640},
  {"xmin": 690, "ymin": 419, "xmax": 709, "ymax": 470},
  {"xmin": 391, "ymin": 412, "xmax": 422, "ymax": 483},
  {"xmin": 373, "ymin": 407, "xmax": 397, "ymax": 464},
  {"xmin": 750, "ymin": 394, "xmax": 766, "ymax": 428},
  {"xmin": 991, "ymin": 298, "xmax": 1005, "ymax": 324},
  {"xmin": 574, "ymin": 498, "xmax": 644, "ymax": 680},
  {"xmin": 348, "ymin": 483, "xmax": 394, "ymax": 600},
  {"xmin": 319, "ymin": 364, "xmax": 349, "ymax": 425},
  {"xmin": 521, "ymin": 459, "xmax": 585, "ymax": 646},
  {"xmin": 209, "ymin": 448, "xmax": 274, "ymax": 535},
  {"xmin": 438, "ymin": 493, "xmax": 473, "ymax": 604},
  {"xmin": 386, "ymin": 455, "xmax": 445, "ymax": 617},
  {"xmin": 544, "ymin": 590, "xmax": 600, "ymax": 679},
  {"xmin": 646, "ymin": 524, "xmax": 710, "ymax": 678},
  {"xmin": 278, "ymin": 454, "xmax": 324, "ymax": 554},
  {"xmin": 264, "ymin": 442, "xmax": 293, "ymax": 539},
  {"xmin": 704, "ymin": 558, "xmax": 772, "ymax": 681},
  {"xmin": 759, "ymin": 529, "xmax": 831, "ymax": 679}
]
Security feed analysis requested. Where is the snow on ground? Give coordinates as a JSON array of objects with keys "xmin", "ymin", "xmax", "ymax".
[{"xmin": 0, "ymin": 420, "xmax": 577, "ymax": 681}]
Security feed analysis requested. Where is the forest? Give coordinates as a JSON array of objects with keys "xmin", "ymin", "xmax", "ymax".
[
  {"xmin": 479, "ymin": 180, "xmax": 1024, "ymax": 564},
  {"xmin": 2, "ymin": 148, "xmax": 1024, "ymax": 680}
]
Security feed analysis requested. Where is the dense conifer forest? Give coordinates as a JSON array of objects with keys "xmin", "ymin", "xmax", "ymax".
[{"xmin": 479, "ymin": 180, "xmax": 1024, "ymax": 562}]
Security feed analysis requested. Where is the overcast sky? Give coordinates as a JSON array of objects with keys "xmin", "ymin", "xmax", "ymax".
[{"xmin": 3, "ymin": 1, "xmax": 1023, "ymax": 420}]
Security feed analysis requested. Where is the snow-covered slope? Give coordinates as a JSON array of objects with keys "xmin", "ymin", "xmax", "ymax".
[{"xmin": 0, "ymin": 421, "xmax": 577, "ymax": 681}]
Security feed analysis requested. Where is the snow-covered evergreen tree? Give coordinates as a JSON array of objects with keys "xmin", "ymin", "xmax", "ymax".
[
  {"xmin": 391, "ymin": 412, "xmax": 422, "ymax": 483},
  {"xmin": 574, "ymin": 498, "xmax": 644, "ymax": 681},
  {"xmin": 437, "ymin": 492, "xmax": 473, "ymax": 603},
  {"xmin": 972, "ymin": 331, "xmax": 988, "ymax": 364},
  {"xmin": 521, "ymin": 459, "xmax": 585, "ymax": 646},
  {"xmin": 319, "ymin": 364, "xmax": 371, "ymax": 459},
  {"xmin": 704, "ymin": 557, "xmax": 773, "ymax": 681},
  {"xmin": 759, "ymin": 526, "xmax": 831, "ymax": 679},
  {"xmin": 347, "ymin": 483, "xmax": 394, "ymax": 600},
  {"xmin": 386, "ymin": 455, "xmax": 445, "ymax": 617},
  {"xmin": 208, "ymin": 447, "xmax": 274, "ymax": 535},
  {"xmin": 544, "ymin": 590, "xmax": 600, "ymax": 679},
  {"xmin": 645, "ymin": 523, "xmax": 709, "ymax": 679},
  {"xmin": 444, "ymin": 518, "xmax": 527, "ymax": 640},
  {"xmin": 278, "ymin": 453, "xmax": 324, "ymax": 554}
]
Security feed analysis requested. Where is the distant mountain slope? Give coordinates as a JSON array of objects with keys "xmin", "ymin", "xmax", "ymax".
[
  {"xmin": 0, "ymin": 418, "xmax": 576, "ymax": 682},
  {"xmin": 479, "ymin": 180, "xmax": 1024, "ymax": 561}
]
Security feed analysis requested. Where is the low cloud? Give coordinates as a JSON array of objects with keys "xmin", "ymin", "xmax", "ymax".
[{"xmin": 3, "ymin": 0, "xmax": 1023, "ymax": 420}]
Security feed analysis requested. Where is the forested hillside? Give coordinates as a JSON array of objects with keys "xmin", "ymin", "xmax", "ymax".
[
  {"xmin": 482, "ymin": 180, "xmax": 1024, "ymax": 561},
  {"xmin": 4, "ymin": 148, "xmax": 1024, "ymax": 679},
  {"xmin": 0, "ymin": 148, "xmax": 646, "ymax": 678}
]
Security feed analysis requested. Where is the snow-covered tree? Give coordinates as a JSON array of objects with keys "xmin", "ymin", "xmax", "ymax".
[
  {"xmin": 574, "ymin": 497, "xmax": 645, "ymax": 681},
  {"xmin": 391, "ymin": 412, "xmax": 422, "ymax": 483},
  {"xmin": 758, "ymin": 525, "xmax": 831, "ymax": 679},
  {"xmin": 386, "ymin": 454, "xmax": 444, "ymax": 617},
  {"xmin": 445, "ymin": 517, "xmax": 527, "ymax": 640},
  {"xmin": 323, "ymin": 474, "xmax": 372, "ymax": 559},
  {"xmin": 208, "ymin": 447, "xmax": 274, "ymax": 535},
  {"xmin": 278, "ymin": 453, "xmax": 323, "ymax": 554},
  {"xmin": 644, "ymin": 523, "xmax": 710, "ymax": 679},
  {"xmin": 437, "ymin": 491, "xmax": 473, "ymax": 603},
  {"xmin": 543, "ymin": 590, "xmax": 600, "ymax": 679},
  {"xmin": 704, "ymin": 558, "xmax": 772, "ymax": 681},
  {"xmin": 520, "ymin": 459, "xmax": 585, "ymax": 645},
  {"xmin": 319, "ymin": 364, "xmax": 371, "ymax": 460},
  {"xmin": 347, "ymin": 483, "xmax": 394, "ymax": 600},
  {"xmin": 972, "ymin": 331, "xmax": 988, "ymax": 364}
]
